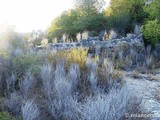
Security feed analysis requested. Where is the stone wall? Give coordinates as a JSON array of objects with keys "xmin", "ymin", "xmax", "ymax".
[{"xmin": 42, "ymin": 34, "xmax": 160, "ymax": 69}]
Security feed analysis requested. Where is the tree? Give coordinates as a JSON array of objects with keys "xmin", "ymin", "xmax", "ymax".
[
  {"xmin": 141, "ymin": 19, "xmax": 160, "ymax": 46},
  {"xmin": 111, "ymin": 13, "xmax": 131, "ymax": 35},
  {"xmin": 104, "ymin": 0, "xmax": 148, "ymax": 35},
  {"xmin": 144, "ymin": 0, "xmax": 160, "ymax": 21},
  {"xmin": 47, "ymin": 9, "xmax": 80, "ymax": 42},
  {"xmin": 47, "ymin": 0, "xmax": 107, "ymax": 42},
  {"xmin": 73, "ymin": 0, "xmax": 105, "ymax": 16},
  {"xmin": 74, "ymin": 13, "xmax": 106, "ymax": 32},
  {"xmin": 110, "ymin": 0, "xmax": 148, "ymax": 23},
  {"xmin": 0, "ymin": 25, "xmax": 24, "ymax": 49}
]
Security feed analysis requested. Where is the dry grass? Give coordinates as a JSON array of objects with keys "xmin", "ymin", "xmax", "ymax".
[
  {"xmin": 148, "ymin": 74, "xmax": 159, "ymax": 81},
  {"xmin": 0, "ymin": 47, "xmax": 144, "ymax": 120},
  {"xmin": 47, "ymin": 48, "xmax": 88, "ymax": 69},
  {"xmin": 132, "ymin": 70, "xmax": 141, "ymax": 79}
]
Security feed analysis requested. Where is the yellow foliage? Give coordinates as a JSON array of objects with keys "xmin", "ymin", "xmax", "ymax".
[
  {"xmin": 105, "ymin": 7, "xmax": 113, "ymax": 16},
  {"xmin": 47, "ymin": 48, "xmax": 88, "ymax": 69},
  {"xmin": 0, "ymin": 49, "xmax": 10, "ymax": 59}
]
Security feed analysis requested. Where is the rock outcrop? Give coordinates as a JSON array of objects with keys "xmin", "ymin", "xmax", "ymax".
[
  {"xmin": 43, "ymin": 34, "xmax": 160, "ymax": 69},
  {"xmin": 46, "ymin": 34, "xmax": 143, "ymax": 51}
]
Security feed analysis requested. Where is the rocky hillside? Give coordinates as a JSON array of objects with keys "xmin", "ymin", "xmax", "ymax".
[
  {"xmin": 1, "ymin": 33, "xmax": 160, "ymax": 120},
  {"xmin": 44, "ymin": 34, "xmax": 160, "ymax": 70},
  {"xmin": 39, "ymin": 34, "xmax": 160, "ymax": 119}
]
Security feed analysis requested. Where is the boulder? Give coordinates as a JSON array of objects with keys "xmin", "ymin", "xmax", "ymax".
[{"xmin": 127, "ymin": 34, "xmax": 136, "ymax": 40}]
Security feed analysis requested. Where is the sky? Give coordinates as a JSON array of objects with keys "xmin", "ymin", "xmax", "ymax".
[{"xmin": 0, "ymin": 0, "xmax": 110, "ymax": 33}]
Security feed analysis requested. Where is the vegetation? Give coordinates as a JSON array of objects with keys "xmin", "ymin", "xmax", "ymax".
[
  {"xmin": 0, "ymin": 0, "xmax": 160, "ymax": 119},
  {"xmin": 0, "ymin": 112, "xmax": 19, "ymax": 120},
  {"xmin": 47, "ymin": 0, "xmax": 160, "ymax": 46},
  {"xmin": 0, "ymin": 34, "xmax": 142, "ymax": 119},
  {"xmin": 144, "ymin": 0, "xmax": 160, "ymax": 21},
  {"xmin": 12, "ymin": 53, "xmax": 42, "ymax": 76},
  {"xmin": 48, "ymin": 48, "xmax": 88, "ymax": 69},
  {"xmin": 141, "ymin": 19, "xmax": 160, "ymax": 46}
]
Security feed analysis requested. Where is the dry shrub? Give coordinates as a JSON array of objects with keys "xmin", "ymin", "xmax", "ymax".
[
  {"xmin": 97, "ymin": 59, "xmax": 123, "ymax": 90},
  {"xmin": 21, "ymin": 100, "xmax": 39, "ymax": 120},
  {"xmin": 4, "ymin": 92, "xmax": 22, "ymax": 115},
  {"xmin": 12, "ymin": 53, "xmax": 42, "ymax": 79},
  {"xmin": 82, "ymin": 84, "xmax": 138, "ymax": 120},
  {"xmin": 132, "ymin": 70, "xmax": 141, "ymax": 79},
  {"xmin": 48, "ymin": 48, "xmax": 88, "ymax": 69}
]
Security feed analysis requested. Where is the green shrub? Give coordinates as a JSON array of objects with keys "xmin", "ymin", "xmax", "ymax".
[
  {"xmin": 0, "ymin": 49, "xmax": 10, "ymax": 59},
  {"xmin": 0, "ymin": 112, "xmax": 20, "ymax": 120},
  {"xmin": 141, "ymin": 19, "xmax": 160, "ymax": 46},
  {"xmin": 12, "ymin": 53, "xmax": 42, "ymax": 78}
]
